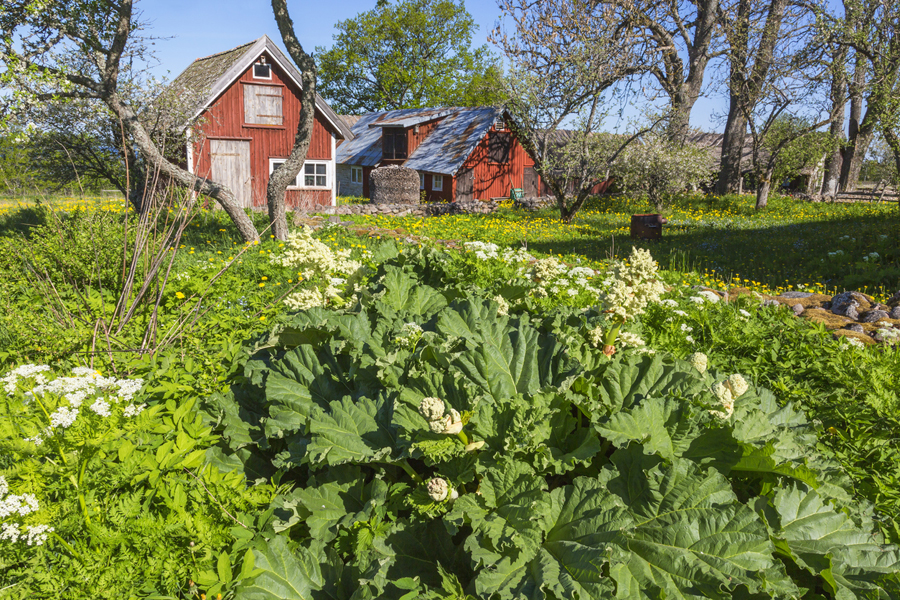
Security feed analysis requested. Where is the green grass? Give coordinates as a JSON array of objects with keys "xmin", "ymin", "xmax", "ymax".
[{"xmin": 338, "ymin": 193, "xmax": 900, "ymax": 299}]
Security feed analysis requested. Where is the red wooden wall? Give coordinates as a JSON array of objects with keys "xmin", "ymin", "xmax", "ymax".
[
  {"xmin": 192, "ymin": 50, "xmax": 337, "ymax": 208},
  {"xmin": 457, "ymin": 125, "xmax": 531, "ymax": 201}
]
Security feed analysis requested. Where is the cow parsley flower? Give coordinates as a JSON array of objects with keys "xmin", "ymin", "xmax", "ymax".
[
  {"xmin": 0, "ymin": 523, "xmax": 19, "ymax": 542},
  {"xmin": 123, "ymin": 403, "xmax": 146, "ymax": 417},
  {"xmin": 688, "ymin": 352, "xmax": 708, "ymax": 374},
  {"xmin": 23, "ymin": 524, "xmax": 53, "ymax": 546},
  {"xmin": 49, "ymin": 407, "xmax": 78, "ymax": 429},
  {"xmin": 89, "ymin": 399, "xmax": 111, "ymax": 418},
  {"xmin": 617, "ymin": 332, "xmax": 646, "ymax": 347},
  {"xmin": 0, "ymin": 476, "xmax": 7, "ymax": 498},
  {"xmin": 660, "ymin": 299, "xmax": 679, "ymax": 308},
  {"xmin": 680, "ymin": 324, "xmax": 693, "ymax": 333}
]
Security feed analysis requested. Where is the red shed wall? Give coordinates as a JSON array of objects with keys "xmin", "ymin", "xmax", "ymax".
[
  {"xmin": 192, "ymin": 51, "xmax": 336, "ymax": 208},
  {"xmin": 459, "ymin": 125, "xmax": 530, "ymax": 201}
]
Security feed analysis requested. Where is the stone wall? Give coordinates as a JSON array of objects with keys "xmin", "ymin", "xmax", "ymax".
[
  {"xmin": 370, "ymin": 165, "xmax": 419, "ymax": 204},
  {"xmin": 336, "ymin": 165, "xmax": 363, "ymax": 198},
  {"xmin": 306, "ymin": 199, "xmax": 500, "ymax": 217}
]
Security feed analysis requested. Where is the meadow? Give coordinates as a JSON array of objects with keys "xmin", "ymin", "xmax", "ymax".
[{"xmin": 0, "ymin": 193, "xmax": 898, "ymax": 599}]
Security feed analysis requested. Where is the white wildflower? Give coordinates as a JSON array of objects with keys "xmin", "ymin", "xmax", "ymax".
[
  {"xmin": 0, "ymin": 493, "xmax": 39, "ymax": 518},
  {"xmin": 397, "ymin": 322, "xmax": 424, "ymax": 348},
  {"xmin": 23, "ymin": 524, "xmax": 53, "ymax": 546},
  {"xmin": 587, "ymin": 325, "xmax": 605, "ymax": 348},
  {"xmin": 710, "ymin": 382, "xmax": 734, "ymax": 419},
  {"xmin": 698, "ymin": 290, "xmax": 720, "ymax": 303},
  {"xmin": 673, "ymin": 310, "xmax": 687, "ymax": 317},
  {"xmin": 494, "ymin": 295, "xmax": 510, "ymax": 316},
  {"xmin": 89, "ymin": 399, "xmax": 111, "ymax": 418},
  {"xmin": 739, "ymin": 309, "xmax": 752, "ymax": 318},
  {"xmin": 688, "ymin": 296, "xmax": 706, "ymax": 304},
  {"xmin": 680, "ymin": 324, "xmax": 693, "ymax": 333},
  {"xmin": 617, "ymin": 332, "xmax": 645, "ymax": 347},
  {"xmin": 685, "ymin": 335, "xmax": 695, "ymax": 343},
  {"xmin": 418, "ymin": 397, "xmax": 446, "ymax": 422},
  {"xmin": 660, "ymin": 299, "xmax": 679, "ymax": 308},
  {"xmin": 48, "ymin": 407, "xmax": 78, "ymax": 429},
  {"xmin": 0, "ymin": 523, "xmax": 19, "ymax": 542},
  {"xmin": 532, "ymin": 257, "xmax": 566, "ymax": 282},
  {"xmin": 123, "ymin": 404, "xmax": 146, "ymax": 417},
  {"xmin": 284, "ymin": 287, "xmax": 326, "ymax": 311},
  {"xmin": 724, "ymin": 374, "xmax": 749, "ymax": 398},
  {"xmin": 601, "ymin": 248, "xmax": 666, "ymax": 322},
  {"xmin": 688, "ymin": 352, "xmax": 708, "ymax": 374},
  {"xmin": 426, "ymin": 478, "xmax": 450, "ymax": 502},
  {"xmin": 0, "ymin": 476, "xmax": 6, "ymax": 498}
]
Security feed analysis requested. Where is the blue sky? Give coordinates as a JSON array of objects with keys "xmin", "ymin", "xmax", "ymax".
[{"xmin": 143, "ymin": 0, "xmax": 828, "ymax": 133}]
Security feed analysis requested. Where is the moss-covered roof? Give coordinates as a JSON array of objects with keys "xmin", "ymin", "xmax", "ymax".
[{"xmin": 170, "ymin": 40, "xmax": 257, "ymax": 103}]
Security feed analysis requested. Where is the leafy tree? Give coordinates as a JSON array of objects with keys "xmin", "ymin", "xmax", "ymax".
[
  {"xmin": 0, "ymin": 0, "xmax": 261, "ymax": 241},
  {"xmin": 315, "ymin": 0, "xmax": 504, "ymax": 113},
  {"xmin": 613, "ymin": 134, "xmax": 717, "ymax": 211},
  {"xmin": 0, "ymin": 126, "xmax": 48, "ymax": 195},
  {"xmin": 494, "ymin": 0, "xmax": 653, "ymax": 224}
]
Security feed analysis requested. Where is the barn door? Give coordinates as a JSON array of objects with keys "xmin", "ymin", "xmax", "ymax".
[
  {"xmin": 524, "ymin": 166, "xmax": 538, "ymax": 198},
  {"xmin": 457, "ymin": 168, "xmax": 474, "ymax": 201},
  {"xmin": 210, "ymin": 140, "xmax": 251, "ymax": 208}
]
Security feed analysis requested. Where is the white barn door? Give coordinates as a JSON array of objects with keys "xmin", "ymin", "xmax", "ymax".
[{"xmin": 210, "ymin": 140, "xmax": 252, "ymax": 208}]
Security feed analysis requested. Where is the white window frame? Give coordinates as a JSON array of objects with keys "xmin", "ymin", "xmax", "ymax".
[
  {"xmin": 420, "ymin": 172, "xmax": 425, "ymax": 190},
  {"xmin": 351, "ymin": 166, "xmax": 363, "ymax": 184},
  {"xmin": 432, "ymin": 174, "xmax": 444, "ymax": 192},
  {"xmin": 253, "ymin": 61, "xmax": 272, "ymax": 81},
  {"xmin": 269, "ymin": 158, "xmax": 332, "ymax": 189}
]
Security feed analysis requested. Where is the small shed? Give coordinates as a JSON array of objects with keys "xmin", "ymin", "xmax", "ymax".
[{"xmin": 171, "ymin": 36, "xmax": 353, "ymax": 210}]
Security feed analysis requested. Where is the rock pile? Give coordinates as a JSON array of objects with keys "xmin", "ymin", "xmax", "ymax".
[
  {"xmin": 700, "ymin": 287, "xmax": 900, "ymax": 346},
  {"xmin": 309, "ymin": 200, "xmax": 500, "ymax": 218}
]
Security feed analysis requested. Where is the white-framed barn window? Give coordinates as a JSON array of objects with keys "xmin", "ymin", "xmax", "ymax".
[
  {"xmin": 269, "ymin": 158, "xmax": 331, "ymax": 189},
  {"xmin": 351, "ymin": 166, "xmax": 363, "ymax": 184},
  {"xmin": 253, "ymin": 59, "xmax": 272, "ymax": 80},
  {"xmin": 420, "ymin": 173, "xmax": 425, "ymax": 189},
  {"xmin": 432, "ymin": 174, "xmax": 444, "ymax": 191}
]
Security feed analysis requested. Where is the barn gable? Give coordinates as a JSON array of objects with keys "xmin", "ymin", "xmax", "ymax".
[{"xmin": 171, "ymin": 36, "xmax": 350, "ymax": 210}]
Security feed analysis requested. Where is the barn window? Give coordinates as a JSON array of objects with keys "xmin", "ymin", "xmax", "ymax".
[
  {"xmin": 351, "ymin": 166, "xmax": 363, "ymax": 184},
  {"xmin": 244, "ymin": 84, "xmax": 283, "ymax": 126},
  {"xmin": 488, "ymin": 132, "xmax": 511, "ymax": 163},
  {"xmin": 253, "ymin": 61, "xmax": 272, "ymax": 80},
  {"xmin": 382, "ymin": 127, "xmax": 407, "ymax": 160},
  {"xmin": 269, "ymin": 158, "xmax": 330, "ymax": 188},
  {"xmin": 420, "ymin": 173, "xmax": 425, "ymax": 189},
  {"xmin": 432, "ymin": 174, "xmax": 443, "ymax": 191}
]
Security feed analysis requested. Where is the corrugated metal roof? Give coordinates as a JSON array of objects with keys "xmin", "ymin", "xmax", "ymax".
[
  {"xmin": 368, "ymin": 109, "xmax": 457, "ymax": 128},
  {"xmin": 336, "ymin": 106, "xmax": 503, "ymax": 175},
  {"xmin": 169, "ymin": 36, "xmax": 353, "ymax": 140}
]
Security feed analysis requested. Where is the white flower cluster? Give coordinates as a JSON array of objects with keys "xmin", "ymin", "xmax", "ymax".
[
  {"xmin": 418, "ymin": 397, "xmax": 463, "ymax": 434},
  {"xmin": 270, "ymin": 227, "xmax": 361, "ymax": 278},
  {"xmin": 587, "ymin": 325, "xmax": 605, "ymax": 348},
  {"xmin": 862, "ymin": 252, "xmax": 881, "ymax": 263},
  {"xmin": 425, "ymin": 477, "xmax": 458, "ymax": 502},
  {"xmin": 0, "ymin": 476, "xmax": 54, "ymax": 547},
  {"xmin": 875, "ymin": 327, "xmax": 900, "ymax": 344},
  {"xmin": 710, "ymin": 374, "xmax": 749, "ymax": 420},
  {"xmin": 2, "ymin": 364, "xmax": 51, "ymax": 394},
  {"xmin": 1, "ymin": 366, "xmax": 146, "ymax": 446},
  {"xmin": 272, "ymin": 227, "xmax": 363, "ymax": 310},
  {"xmin": 601, "ymin": 248, "xmax": 666, "ymax": 322},
  {"xmin": 527, "ymin": 258, "xmax": 601, "ymax": 299},
  {"xmin": 494, "ymin": 295, "xmax": 510, "ymax": 316},
  {"xmin": 464, "ymin": 241, "xmax": 534, "ymax": 263},
  {"xmin": 688, "ymin": 352, "xmax": 708, "ymax": 374},
  {"xmin": 617, "ymin": 331, "xmax": 646, "ymax": 348},
  {"xmin": 396, "ymin": 322, "xmax": 424, "ymax": 349}
]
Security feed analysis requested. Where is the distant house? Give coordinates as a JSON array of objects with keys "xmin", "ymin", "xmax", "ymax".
[
  {"xmin": 335, "ymin": 107, "xmax": 547, "ymax": 202},
  {"xmin": 171, "ymin": 36, "xmax": 353, "ymax": 210}
]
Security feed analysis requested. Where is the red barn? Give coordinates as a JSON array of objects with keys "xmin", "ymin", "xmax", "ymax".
[
  {"xmin": 172, "ymin": 36, "xmax": 353, "ymax": 210},
  {"xmin": 336, "ymin": 107, "xmax": 548, "ymax": 202}
]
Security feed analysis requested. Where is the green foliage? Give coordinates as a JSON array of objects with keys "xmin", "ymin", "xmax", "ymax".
[
  {"xmin": 0, "ymin": 366, "xmax": 274, "ymax": 599},
  {"xmin": 210, "ymin": 250, "xmax": 900, "ymax": 599},
  {"xmin": 314, "ymin": 0, "xmax": 505, "ymax": 113},
  {"xmin": 764, "ymin": 116, "xmax": 839, "ymax": 184}
]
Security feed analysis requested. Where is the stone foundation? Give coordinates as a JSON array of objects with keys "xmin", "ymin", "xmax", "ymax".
[{"xmin": 302, "ymin": 199, "xmax": 501, "ymax": 217}]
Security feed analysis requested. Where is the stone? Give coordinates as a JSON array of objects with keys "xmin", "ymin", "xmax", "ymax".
[
  {"xmin": 830, "ymin": 291, "xmax": 866, "ymax": 320},
  {"xmin": 844, "ymin": 323, "xmax": 865, "ymax": 333},
  {"xmin": 792, "ymin": 304, "xmax": 804, "ymax": 316},
  {"xmin": 779, "ymin": 291, "xmax": 815, "ymax": 299},
  {"xmin": 891, "ymin": 306, "xmax": 900, "ymax": 320},
  {"xmin": 762, "ymin": 299, "xmax": 780, "ymax": 307},
  {"xmin": 862, "ymin": 310, "xmax": 890, "ymax": 323}
]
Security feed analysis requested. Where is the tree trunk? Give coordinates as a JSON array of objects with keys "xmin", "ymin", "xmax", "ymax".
[
  {"xmin": 666, "ymin": 0, "xmax": 718, "ymax": 143},
  {"xmin": 717, "ymin": 99, "xmax": 748, "ymax": 195},
  {"xmin": 883, "ymin": 128, "xmax": 900, "ymax": 181},
  {"xmin": 840, "ymin": 55, "xmax": 870, "ymax": 192},
  {"xmin": 821, "ymin": 47, "xmax": 847, "ymax": 198},
  {"xmin": 841, "ymin": 122, "xmax": 874, "ymax": 192},
  {"xmin": 270, "ymin": 0, "xmax": 318, "ymax": 241},
  {"xmin": 106, "ymin": 93, "xmax": 260, "ymax": 242},
  {"xmin": 756, "ymin": 171, "xmax": 773, "ymax": 209}
]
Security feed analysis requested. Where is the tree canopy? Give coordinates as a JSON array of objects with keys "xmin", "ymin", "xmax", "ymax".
[{"xmin": 314, "ymin": 0, "xmax": 505, "ymax": 113}]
